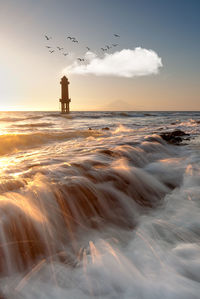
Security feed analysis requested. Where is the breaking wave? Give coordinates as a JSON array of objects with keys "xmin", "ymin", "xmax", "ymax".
[
  {"xmin": 0, "ymin": 130, "xmax": 102, "ymax": 156},
  {"xmin": 0, "ymin": 137, "xmax": 174, "ymax": 274}
]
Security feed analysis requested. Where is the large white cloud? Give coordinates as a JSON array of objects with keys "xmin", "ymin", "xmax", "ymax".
[{"xmin": 63, "ymin": 47, "xmax": 163, "ymax": 78}]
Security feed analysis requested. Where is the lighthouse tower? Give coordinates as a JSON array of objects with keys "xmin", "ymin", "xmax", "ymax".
[{"xmin": 59, "ymin": 76, "xmax": 71, "ymax": 113}]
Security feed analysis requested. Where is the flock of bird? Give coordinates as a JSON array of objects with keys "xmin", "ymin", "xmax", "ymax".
[{"xmin": 44, "ymin": 33, "xmax": 120, "ymax": 62}]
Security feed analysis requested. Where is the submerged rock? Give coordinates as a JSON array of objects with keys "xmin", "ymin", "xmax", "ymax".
[
  {"xmin": 102, "ymin": 127, "xmax": 110, "ymax": 130},
  {"xmin": 99, "ymin": 149, "xmax": 116, "ymax": 157},
  {"xmin": 160, "ymin": 130, "xmax": 190, "ymax": 144}
]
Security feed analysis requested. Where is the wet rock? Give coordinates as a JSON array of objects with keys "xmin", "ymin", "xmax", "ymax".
[
  {"xmin": 102, "ymin": 127, "xmax": 110, "ymax": 130},
  {"xmin": 160, "ymin": 130, "xmax": 190, "ymax": 144},
  {"xmin": 99, "ymin": 149, "xmax": 115, "ymax": 156},
  {"xmin": 171, "ymin": 130, "xmax": 190, "ymax": 136}
]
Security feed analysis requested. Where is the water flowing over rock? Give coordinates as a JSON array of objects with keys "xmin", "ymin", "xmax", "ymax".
[{"xmin": 0, "ymin": 111, "xmax": 200, "ymax": 298}]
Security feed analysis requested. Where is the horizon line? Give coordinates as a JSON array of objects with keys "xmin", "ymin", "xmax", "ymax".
[{"xmin": 1, "ymin": 110, "xmax": 200, "ymax": 112}]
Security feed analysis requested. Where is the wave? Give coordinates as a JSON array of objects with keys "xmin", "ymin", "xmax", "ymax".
[
  {"xmin": 69, "ymin": 112, "xmax": 158, "ymax": 119},
  {"xmin": 44, "ymin": 111, "xmax": 159, "ymax": 120},
  {"xmin": 14, "ymin": 122, "xmax": 55, "ymax": 128},
  {"xmin": 1, "ymin": 132, "xmax": 200, "ymax": 299},
  {"xmin": 0, "ymin": 130, "xmax": 103, "ymax": 156},
  {"xmin": 0, "ymin": 138, "xmax": 174, "ymax": 275},
  {"xmin": 0, "ymin": 178, "xmax": 26, "ymax": 193},
  {"xmin": 0, "ymin": 115, "xmax": 44, "ymax": 122},
  {"xmin": 1, "ymin": 112, "xmax": 200, "ymax": 125},
  {"xmin": 0, "ymin": 117, "xmax": 26, "ymax": 122}
]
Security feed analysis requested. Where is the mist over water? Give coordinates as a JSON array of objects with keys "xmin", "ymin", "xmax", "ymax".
[{"xmin": 0, "ymin": 111, "xmax": 200, "ymax": 298}]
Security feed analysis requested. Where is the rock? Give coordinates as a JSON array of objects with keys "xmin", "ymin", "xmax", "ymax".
[
  {"xmin": 170, "ymin": 130, "xmax": 190, "ymax": 136},
  {"xmin": 160, "ymin": 130, "xmax": 190, "ymax": 144},
  {"xmin": 102, "ymin": 127, "xmax": 110, "ymax": 130},
  {"xmin": 99, "ymin": 149, "xmax": 115, "ymax": 156}
]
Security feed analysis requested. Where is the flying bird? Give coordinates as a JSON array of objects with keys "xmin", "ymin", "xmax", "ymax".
[
  {"xmin": 112, "ymin": 44, "xmax": 118, "ymax": 47},
  {"xmin": 101, "ymin": 48, "xmax": 107, "ymax": 51},
  {"xmin": 114, "ymin": 34, "xmax": 120, "ymax": 37},
  {"xmin": 57, "ymin": 47, "xmax": 64, "ymax": 50},
  {"xmin": 46, "ymin": 46, "xmax": 51, "ymax": 48},
  {"xmin": 63, "ymin": 53, "xmax": 69, "ymax": 56},
  {"xmin": 77, "ymin": 58, "xmax": 85, "ymax": 61},
  {"xmin": 86, "ymin": 47, "xmax": 91, "ymax": 51},
  {"xmin": 106, "ymin": 45, "xmax": 111, "ymax": 49},
  {"xmin": 45, "ymin": 35, "xmax": 52, "ymax": 40},
  {"xmin": 67, "ymin": 36, "xmax": 78, "ymax": 43},
  {"xmin": 49, "ymin": 50, "xmax": 54, "ymax": 53}
]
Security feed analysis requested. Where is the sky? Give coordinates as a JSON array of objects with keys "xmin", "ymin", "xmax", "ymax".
[{"xmin": 0, "ymin": 0, "xmax": 200, "ymax": 111}]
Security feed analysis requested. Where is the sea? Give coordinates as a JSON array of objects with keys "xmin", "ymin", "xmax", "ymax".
[{"xmin": 0, "ymin": 111, "xmax": 200, "ymax": 299}]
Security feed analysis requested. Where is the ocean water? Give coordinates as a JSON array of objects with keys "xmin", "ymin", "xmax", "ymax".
[{"xmin": 0, "ymin": 111, "xmax": 200, "ymax": 298}]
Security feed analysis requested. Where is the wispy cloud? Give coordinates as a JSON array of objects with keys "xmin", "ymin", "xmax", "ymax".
[{"xmin": 63, "ymin": 47, "xmax": 163, "ymax": 78}]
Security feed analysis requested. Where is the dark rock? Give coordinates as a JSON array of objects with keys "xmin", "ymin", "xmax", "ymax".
[
  {"xmin": 102, "ymin": 127, "xmax": 110, "ymax": 130},
  {"xmin": 99, "ymin": 149, "xmax": 115, "ymax": 156},
  {"xmin": 171, "ymin": 130, "xmax": 190, "ymax": 136},
  {"xmin": 160, "ymin": 130, "xmax": 190, "ymax": 145}
]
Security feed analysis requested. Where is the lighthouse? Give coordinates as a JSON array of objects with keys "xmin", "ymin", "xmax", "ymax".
[{"xmin": 59, "ymin": 76, "xmax": 71, "ymax": 113}]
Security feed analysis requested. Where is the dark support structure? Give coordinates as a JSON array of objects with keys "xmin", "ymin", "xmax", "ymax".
[{"xmin": 59, "ymin": 76, "xmax": 71, "ymax": 113}]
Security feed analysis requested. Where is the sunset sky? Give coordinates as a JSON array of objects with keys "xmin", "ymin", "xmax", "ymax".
[{"xmin": 0, "ymin": 0, "xmax": 200, "ymax": 111}]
